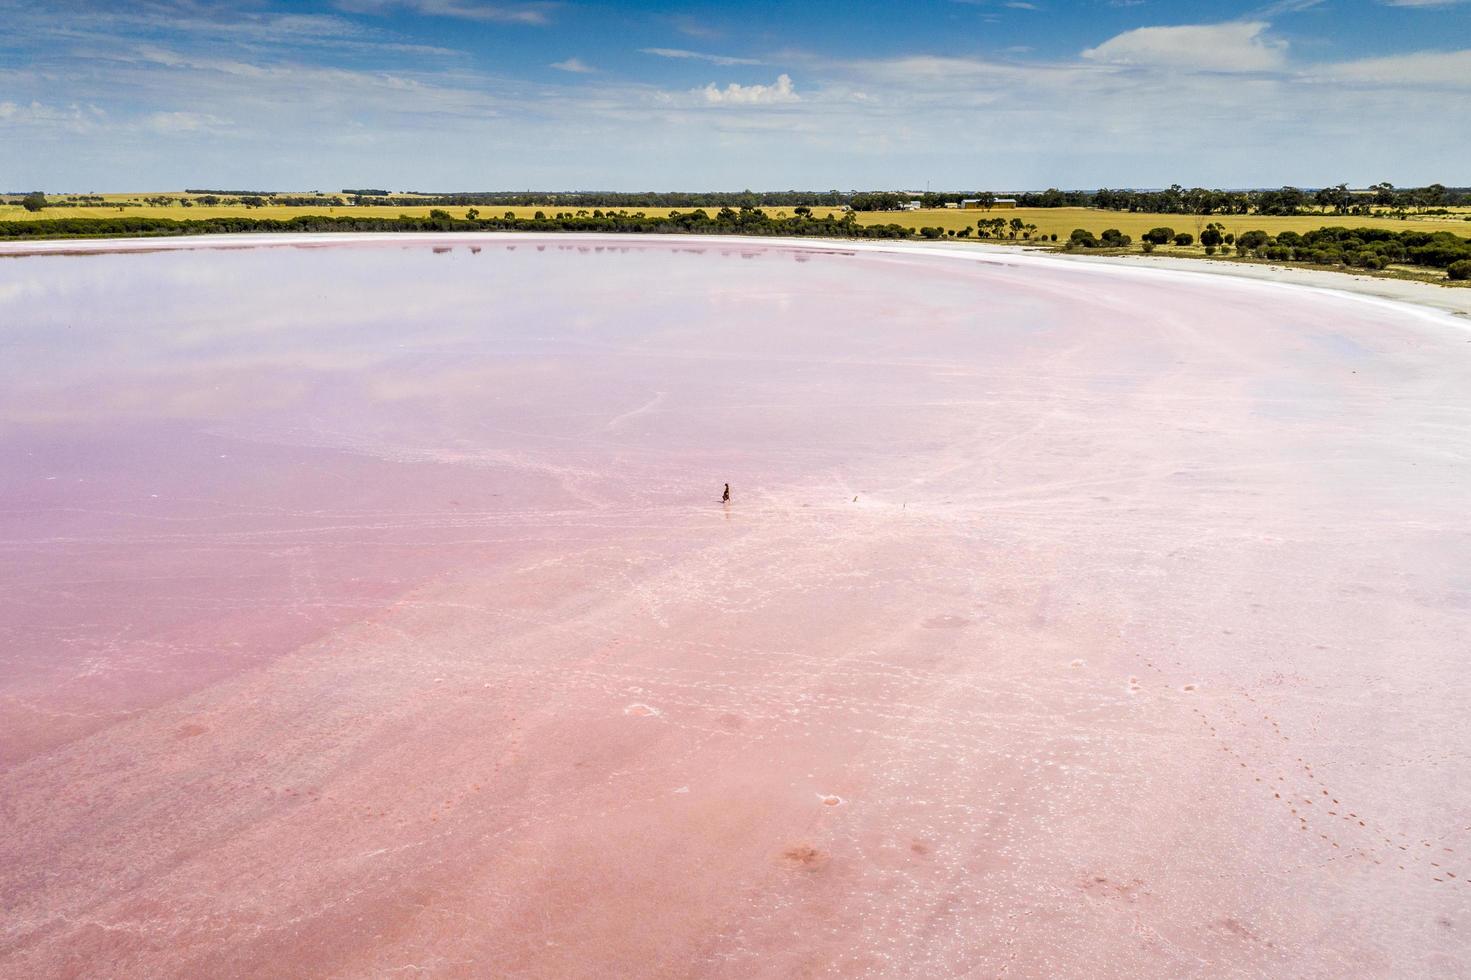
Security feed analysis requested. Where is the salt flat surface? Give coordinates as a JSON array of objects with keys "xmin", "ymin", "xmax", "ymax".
[{"xmin": 1, "ymin": 236, "xmax": 1469, "ymax": 978}]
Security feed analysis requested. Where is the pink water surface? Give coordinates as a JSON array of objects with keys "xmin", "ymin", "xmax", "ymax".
[{"xmin": 2, "ymin": 236, "xmax": 1469, "ymax": 977}]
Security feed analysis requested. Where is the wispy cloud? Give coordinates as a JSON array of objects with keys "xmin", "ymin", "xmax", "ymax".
[
  {"xmin": 144, "ymin": 110, "xmax": 228, "ymax": 134},
  {"xmin": 0, "ymin": 3, "xmax": 467, "ymax": 57},
  {"xmin": 640, "ymin": 47, "xmax": 763, "ymax": 66},
  {"xmin": 1082, "ymin": 21, "xmax": 1287, "ymax": 72},
  {"xmin": 668, "ymin": 14, "xmax": 721, "ymax": 39},
  {"xmin": 0, "ymin": 100, "xmax": 107, "ymax": 133},
  {"xmin": 549, "ymin": 57, "xmax": 595, "ymax": 73},
  {"xmin": 1310, "ymin": 48, "xmax": 1471, "ymax": 85},
  {"xmin": 1255, "ymin": 0, "xmax": 1325, "ymax": 14},
  {"xmin": 334, "ymin": 0, "xmax": 556, "ymax": 25}
]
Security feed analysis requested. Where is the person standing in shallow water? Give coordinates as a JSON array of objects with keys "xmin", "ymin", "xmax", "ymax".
[{"xmin": 722, "ymin": 483, "xmax": 730, "ymax": 503}]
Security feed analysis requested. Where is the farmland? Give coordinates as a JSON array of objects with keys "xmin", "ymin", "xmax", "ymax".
[
  {"xmin": 852, "ymin": 205, "xmax": 1471, "ymax": 241},
  {"xmin": 4, "ymin": 193, "xmax": 1469, "ymax": 283},
  {"xmin": 6, "ymin": 194, "xmax": 1469, "ymax": 240}
]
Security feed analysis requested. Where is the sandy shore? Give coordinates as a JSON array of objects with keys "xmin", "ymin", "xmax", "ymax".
[
  {"xmin": 1051, "ymin": 248, "xmax": 1471, "ymax": 319},
  {"xmin": 2, "ymin": 236, "xmax": 1469, "ymax": 977}
]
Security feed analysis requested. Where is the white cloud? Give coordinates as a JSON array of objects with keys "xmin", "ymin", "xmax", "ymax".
[
  {"xmin": 549, "ymin": 57, "xmax": 595, "ymax": 73},
  {"xmin": 640, "ymin": 47, "xmax": 763, "ymax": 66},
  {"xmin": 144, "ymin": 110, "xmax": 228, "ymax": 133},
  {"xmin": 1258, "ymin": 0, "xmax": 1325, "ymax": 13},
  {"xmin": 0, "ymin": 100, "xmax": 107, "ymax": 132},
  {"xmin": 1082, "ymin": 21, "xmax": 1287, "ymax": 72},
  {"xmin": 334, "ymin": 0, "xmax": 553, "ymax": 25},
  {"xmin": 698, "ymin": 73, "xmax": 799, "ymax": 105},
  {"xmin": 668, "ymin": 15, "xmax": 721, "ymax": 39},
  {"xmin": 1312, "ymin": 49, "xmax": 1471, "ymax": 86},
  {"xmin": 1379, "ymin": 0, "xmax": 1468, "ymax": 6}
]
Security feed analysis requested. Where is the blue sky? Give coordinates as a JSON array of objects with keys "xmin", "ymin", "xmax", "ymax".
[{"xmin": 1, "ymin": 0, "xmax": 1467, "ymax": 191}]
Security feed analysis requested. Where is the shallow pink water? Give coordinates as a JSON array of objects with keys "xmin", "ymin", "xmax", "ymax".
[{"xmin": 2, "ymin": 236, "xmax": 1469, "ymax": 977}]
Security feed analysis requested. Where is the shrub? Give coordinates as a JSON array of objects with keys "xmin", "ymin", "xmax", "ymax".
[
  {"xmin": 1144, "ymin": 226, "xmax": 1174, "ymax": 245},
  {"xmin": 1408, "ymin": 234, "xmax": 1471, "ymax": 268},
  {"xmin": 1141, "ymin": 241, "xmax": 1155, "ymax": 253},
  {"xmin": 1449, "ymin": 259, "xmax": 1471, "ymax": 281},
  {"xmin": 1204, "ymin": 244, "xmax": 1217, "ymax": 255},
  {"xmin": 1237, "ymin": 230, "xmax": 1270, "ymax": 251},
  {"xmin": 1173, "ymin": 232, "xmax": 1194, "ymax": 246}
]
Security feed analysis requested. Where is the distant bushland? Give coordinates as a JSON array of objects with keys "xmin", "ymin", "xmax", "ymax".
[
  {"xmin": 0, "ymin": 207, "xmax": 917, "ymax": 243},
  {"xmin": 183, "ymin": 189, "xmax": 283, "ymax": 196}
]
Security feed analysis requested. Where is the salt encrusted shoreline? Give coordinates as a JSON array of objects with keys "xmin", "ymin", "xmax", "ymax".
[{"xmin": 4, "ymin": 231, "xmax": 1469, "ymax": 320}]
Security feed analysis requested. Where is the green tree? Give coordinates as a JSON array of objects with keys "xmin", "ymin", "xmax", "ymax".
[
  {"xmin": 1314, "ymin": 183, "xmax": 1350, "ymax": 215},
  {"xmin": 1236, "ymin": 230, "xmax": 1270, "ymax": 252},
  {"xmin": 21, "ymin": 191, "xmax": 46, "ymax": 212},
  {"xmin": 1144, "ymin": 226, "xmax": 1175, "ymax": 245}
]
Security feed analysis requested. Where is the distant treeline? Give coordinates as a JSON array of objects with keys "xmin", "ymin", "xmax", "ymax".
[
  {"xmin": 392, "ymin": 190, "xmax": 853, "ymax": 208},
  {"xmin": 1087, "ymin": 183, "xmax": 1465, "ymax": 216},
  {"xmin": 14, "ymin": 184, "xmax": 1467, "ymax": 217},
  {"xmin": 183, "ymin": 188, "xmax": 284, "ymax": 196},
  {"xmin": 851, "ymin": 184, "xmax": 1469, "ymax": 215},
  {"xmin": 0, "ymin": 207, "xmax": 915, "ymax": 243}
]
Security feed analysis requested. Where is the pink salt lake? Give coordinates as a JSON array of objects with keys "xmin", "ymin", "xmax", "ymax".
[{"xmin": 1, "ymin": 235, "xmax": 1469, "ymax": 978}]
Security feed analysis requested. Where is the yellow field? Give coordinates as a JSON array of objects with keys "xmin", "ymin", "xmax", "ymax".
[
  {"xmin": 4, "ymin": 195, "xmax": 1469, "ymax": 256},
  {"xmin": 848, "ymin": 206, "xmax": 1471, "ymax": 240}
]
